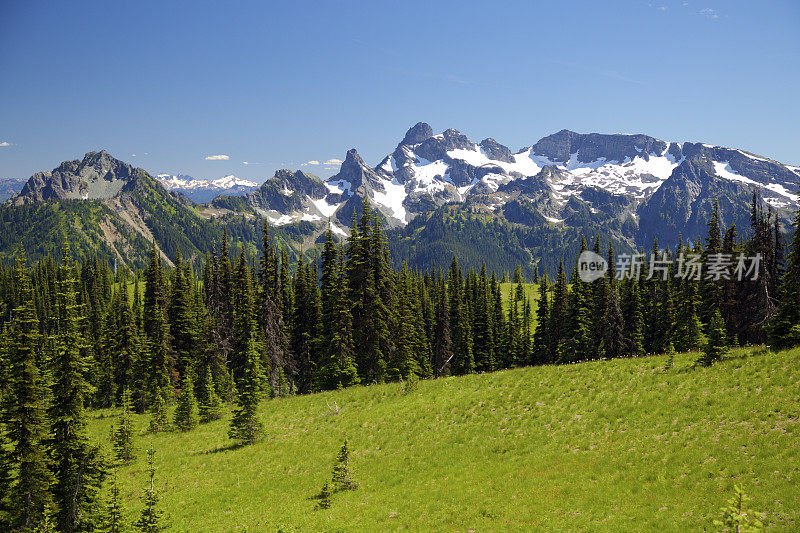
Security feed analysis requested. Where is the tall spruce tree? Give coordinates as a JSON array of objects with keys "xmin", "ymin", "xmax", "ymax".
[
  {"xmin": 48, "ymin": 244, "xmax": 107, "ymax": 532},
  {"xmin": 2, "ymin": 252, "xmax": 56, "ymax": 530},
  {"xmin": 770, "ymin": 208, "xmax": 800, "ymax": 349},
  {"xmin": 228, "ymin": 264, "xmax": 264, "ymax": 444}
]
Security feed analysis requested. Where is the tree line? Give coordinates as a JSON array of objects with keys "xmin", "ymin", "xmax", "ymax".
[{"xmin": 1, "ymin": 194, "xmax": 799, "ymax": 530}]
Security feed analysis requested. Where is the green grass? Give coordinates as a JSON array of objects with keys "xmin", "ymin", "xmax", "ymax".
[{"xmin": 89, "ymin": 347, "xmax": 800, "ymax": 531}]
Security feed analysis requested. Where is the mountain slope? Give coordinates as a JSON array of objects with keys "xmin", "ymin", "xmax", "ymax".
[
  {"xmin": 87, "ymin": 347, "xmax": 800, "ymax": 531},
  {"xmin": 2, "ymin": 151, "xmax": 259, "ymax": 267}
]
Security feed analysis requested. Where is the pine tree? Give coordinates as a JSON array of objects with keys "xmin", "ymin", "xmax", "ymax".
[
  {"xmin": 699, "ymin": 310, "xmax": 729, "ymax": 366},
  {"xmin": 173, "ymin": 373, "xmax": 199, "ymax": 432},
  {"xmin": 432, "ymin": 278, "xmax": 453, "ymax": 377},
  {"xmin": 549, "ymin": 262, "xmax": 568, "ymax": 362},
  {"xmin": 143, "ymin": 246, "xmax": 172, "ymax": 408},
  {"xmin": 113, "ymin": 389, "xmax": 135, "ymax": 464},
  {"xmin": 770, "ymin": 208, "xmax": 800, "ymax": 349},
  {"xmin": 448, "ymin": 257, "xmax": 474, "ymax": 374},
  {"xmin": 331, "ymin": 439, "xmax": 358, "ymax": 492},
  {"xmin": 228, "ymin": 268, "xmax": 264, "ymax": 443},
  {"xmin": 2, "ymin": 252, "xmax": 56, "ymax": 530},
  {"xmin": 147, "ymin": 391, "xmax": 170, "ymax": 433},
  {"xmin": 48, "ymin": 244, "xmax": 107, "ymax": 532},
  {"xmin": 133, "ymin": 449, "xmax": 166, "ymax": 533},
  {"xmin": 197, "ymin": 367, "xmax": 223, "ymax": 423},
  {"xmin": 533, "ymin": 273, "xmax": 550, "ymax": 365},
  {"xmin": 99, "ymin": 470, "xmax": 127, "ymax": 533}
]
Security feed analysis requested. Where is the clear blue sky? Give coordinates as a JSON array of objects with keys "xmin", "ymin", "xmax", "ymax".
[{"xmin": 1, "ymin": 0, "xmax": 798, "ymax": 182}]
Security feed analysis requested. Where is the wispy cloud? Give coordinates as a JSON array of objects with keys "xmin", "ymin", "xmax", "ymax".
[
  {"xmin": 324, "ymin": 158, "xmax": 343, "ymax": 165},
  {"xmin": 648, "ymin": 3, "xmax": 668, "ymax": 11},
  {"xmin": 131, "ymin": 154, "xmax": 137, "ymax": 157},
  {"xmin": 304, "ymin": 160, "xmax": 320, "ymax": 166},
  {"xmin": 0, "ymin": 141, "xmax": 11, "ymax": 147},
  {"xmin": 698, "ymin": 8, "xmax": 718, "ymax": 19},
  {"xmin": 205, "ymin": 154, "xmax": 230, "ymax": 161}
]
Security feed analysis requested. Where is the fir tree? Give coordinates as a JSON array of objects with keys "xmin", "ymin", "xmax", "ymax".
[
  {"xmin": 143, "ymin": 246, "xmax": 172, "ymax": 408},
  {"xmin": 197, "ymin": 367, "xmax": 223, "ymax": 423},
  {"xmin": 133, "ymin": 449, "xmax": 166, "ymax": 533},
  {"xmin": 770, "ymin": 208, "xmax": 800, "ymax": 349},
  {"xmin": 2, "ymin": 252, "xmax": 56, "ymax": 530},
  {"xmin": 99, "ymin": 470, "xmax": 127, "ymax": 533},
  {"xmin": 47, "ymin": 244, "xmax": 107, "ymax": 532},
  {"xmin": 147, "ymin": 391, "xmax": 170, "ymax": 434},
  {"xmin": 331, "ymin": 439, "xmax": 358, "ymax": 492},
  {"xmin": 699, "ymin": 310, "xmax": 729, "ymax": 366},
  {"xmin": 228, "ymin": 268, "xmax": 264, "ymax": 443},
  {"xmin": 533, "ymin": 273, "xmax": 550, "ymax": 365},
  {"xmin": 113, "ymin": 389, "xmax": 135, "ymax": 464},
  {"xmin": 173, "ymin": 373, "xmax": 199, "ymax": 432}
]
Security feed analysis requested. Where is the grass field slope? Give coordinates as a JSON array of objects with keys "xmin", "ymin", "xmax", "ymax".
[{"xmin": 89, "ymin": 348, "xmax": 800, "ymax": 531}]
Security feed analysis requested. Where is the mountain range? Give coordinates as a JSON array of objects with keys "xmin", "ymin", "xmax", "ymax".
[
  {"xmin": 2, "ymin": 123, "xmax": 798, "ymax": 275},
  {"xmin": 156, "ymin": 174, "xmax": 259, "ymax": 203}
]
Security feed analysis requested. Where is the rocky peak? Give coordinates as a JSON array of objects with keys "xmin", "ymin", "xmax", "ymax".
[
  {"xmin": 479, "ymin": 138, "xmax": 514, "ymax": 163},
  {"xmin": 12, "ymin": 150, "xmax": 143, "ymax": 205},
  {"xmin": 400, "ymin": 122, "xmax": 434, "ymax": 146},
  {"xmin": 331, "ymin": 149, "xmax": 384, "ymax": 191}
]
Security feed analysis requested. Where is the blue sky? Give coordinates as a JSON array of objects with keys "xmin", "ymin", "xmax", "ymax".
[{"xmin": 1, "ymin": 0, "xmax": 798, "ymax": 182}]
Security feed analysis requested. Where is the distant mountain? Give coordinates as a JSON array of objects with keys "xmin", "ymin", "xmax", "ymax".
[
  {"xmin": 157, "ymin": 174, "xmax": 258, "ymax": 203},
  {"xmin": 205, "ymin": 122, "xmax": 798, "ymax": 275},
  {"xmin": 2, "ymin": 151, "xmax": 259, "ymax": 268},
  {"xmin": 3, "ymin": 125, "xmax": 798, "ymax": 277},
  {"xmin": 0, "ymin": 178, "xmax": 25, "ymax": 202}
]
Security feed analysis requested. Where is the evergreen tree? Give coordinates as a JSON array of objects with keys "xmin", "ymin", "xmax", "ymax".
[
  {"xmin": 173, "ymin": 373, "xmax": 199, "ymax": 432},
  {"xmin": 197, "ymin": 367, "xmax": 223, "ymax": 423},
  {"xmin": 533, "ymin": 273, "xmax": 550, "ymax": 365},
  {"xmin": 113, "ymin": 389, "xmax": 135, "ymax": 464},
  {"xmin": 228, "ymin": 267, "xmax": 264, "ymax": 443},
  {"xmin": 47, "ymin": 244, "xmax": 107, "ymax": 532},
  {"xmin": 549, "ymin": 262, "xmax": 569, "ymax": 362},
  {"xmin": 699, "ymin": 310, "xmax": 729, "ymax": 366},
  {"xmin": 770, "ymin": 208, "xmax": 800, "ymax": 349},
  {"xmin": 331, "ymin": 439, "xmax": 358, "ymax": 492},
  {"xmin": 142, "ymin": 246, "xmax": 172, "ymax": 408},
  {"xmin": 133, "ymin": 449, "xmax": 166, "ymax": 533},
  {"xmin": 99, "ymin": 470, "xmax": 127, "ymax": 533},
  {"xmin": 448, "ymin": 257, "xmax": 474, "ymax": 374},
  {"xmin": 2, "ymin": 252, "xmax": 56, "ymax": 530},
  {"xmin": 432, "ymin": 278, "xmax": 453, "ymax": 377}
]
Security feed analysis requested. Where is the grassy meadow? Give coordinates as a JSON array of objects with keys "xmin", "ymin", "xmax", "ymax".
[{"xmin": 87, "ymin": 347, "xmax": 799, "ymax": 531}]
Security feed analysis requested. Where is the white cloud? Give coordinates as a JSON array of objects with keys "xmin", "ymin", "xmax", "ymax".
[
  {"xmin": 131, "ymin": 154, "xmax": 137, "ymax": 157},
  {"xmin": 306, "ymin": 160, "xmax": 320, "ymax": 165},
  {"xmin": 0, "ymin": 141, "xmax": 11, "ymax": 147},
  {"xmin": 242, "ymin": 161, "xmax": 249, "ymax": 165},
  {"xmin": 698, "ymin": 8, "xmax": 718, "ymax": 18},
  {"xmin": 324, "ymin": 158, "xmax": 343, "ymax": 165},
  {"xmin": 205, "ymin": 154, "xmax": 230, "ymax": 161}
]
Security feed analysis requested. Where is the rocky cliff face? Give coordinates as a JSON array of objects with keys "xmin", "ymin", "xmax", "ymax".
[{"xmin": 13, "ymin": 150, "xmax": 145, "ymax": 205}]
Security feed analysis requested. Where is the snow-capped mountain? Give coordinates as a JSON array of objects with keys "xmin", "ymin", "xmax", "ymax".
[
  {"xmin": 157, "ymin": 174, "xmax": 258, "ymax": 203},
  {"xmin": 228, "ymin": 122, "xmax": 798, "ymax": 252}
]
